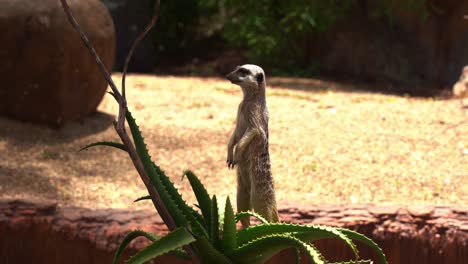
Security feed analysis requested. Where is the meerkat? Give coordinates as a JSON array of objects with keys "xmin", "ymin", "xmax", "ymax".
[
  {"xmin": 453, "ymin": 66, "xmax": 468, "ymax": 99},
  {"xmin": 225, "ymin": 64, "xmax": 279, "ymax": 227}
]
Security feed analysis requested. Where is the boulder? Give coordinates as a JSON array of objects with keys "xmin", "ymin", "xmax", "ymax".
[{"xmin": 0, "ymin": 0, "xmax": 115, "ymax": 126}]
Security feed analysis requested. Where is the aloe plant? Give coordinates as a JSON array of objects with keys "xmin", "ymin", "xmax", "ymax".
[{"xmin": 60, "ymin": 0, "xmax": 388, "ymax": 263}]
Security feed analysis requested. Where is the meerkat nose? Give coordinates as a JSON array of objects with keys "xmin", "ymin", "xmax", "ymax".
[{"xmin": 226, "ymin": 73, "xmax": 234, "ymax": 82}]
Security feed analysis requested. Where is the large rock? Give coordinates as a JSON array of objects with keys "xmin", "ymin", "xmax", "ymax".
[{"xmin": 0, "ymin": 0, "xmax": 115, "ymax": 126}]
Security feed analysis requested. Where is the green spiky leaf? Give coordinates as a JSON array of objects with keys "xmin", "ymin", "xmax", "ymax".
[
  {"xmin": 294, "ymin": 228, "xmax": 359, "ymax": 261},
  {"xmin": 126, "ymin": 111, "xmax": 189, "ymax": 229},
  {"xmin": 211, "ymin": 195, "xmax": 220, "ymax": 246},
  {"xmin": 293, "ymin": 247, "xmax": 301, "ymax": 264},
  {"xmin": 167, "ymin": 248, "xmax": 191, "ymax": 260},
  {"xmin": 222, "ymin": 197, "xmax": 236, "ymax": 254},
  {"xmin": 113, "ymin": 230, "xmax": 158, "ymax": 264},
  {"xmin": 189, "ymin": 206, "xmax": 206, "ymax": 228},
  {"xmin": 125, "ymin": 227, "xmax": 195, "ymax": 264},
  {"xmin": 232, "ymin": 234, "xmax": 324, "ymax": 264},
  {"xmin": 235, "ymin": 211, "xmax": 269, "ymax": 225},
  {"xmin": 184, "ymin": 170, "xmax": 212, "ymax": 230},
  {"xmin": 336, "ymin": 228, "xmax": 387, "ymax": 264},
  {"xmin": 152, "ymin": 163, "xmax": 208, "ymax": 237},
  {"xmin": 192, "ymin": 237, "xmax": 233, "ymax": 264},
  {"xmin": 79, "ymin": 141, "xmax": 127, "ymax": 152},
  {"xmin": 134, "ymin": 195, "xmax": 151, "ymax": 203},
  {"xmin": 329, "ymin": 260, "xmax": 374, "ymax": 264},
  {"xmin": 237, "ymin": 223, "xmax": 359, "ymax": 260}
]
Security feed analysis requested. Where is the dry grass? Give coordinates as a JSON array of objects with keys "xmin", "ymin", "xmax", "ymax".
[{"xmin": 0, "ymin": 74, "xmax": 466, "ymax": 210}]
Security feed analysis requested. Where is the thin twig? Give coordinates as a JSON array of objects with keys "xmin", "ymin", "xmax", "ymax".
[
  {"xmin": 122, "ymin": 0, "xmax": 160, "ymax": 99},
  {"xmin": 59, "ymin": 0, "xmax": 127, "ymax": 132},
  {"xmin": 59, "ymin": 0, "xmax": 121, "ymax": 100},
  {"xmin": 59, "ymin": 0, "xmax": 168, "ymax": 224},
  {"xmin": 59, "ymin": 1, "xmax": 199, "ymax": 262}
]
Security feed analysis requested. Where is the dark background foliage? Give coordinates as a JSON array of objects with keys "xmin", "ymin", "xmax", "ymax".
[
  {"xmin": 103, "ymin": 0, "xmax": 417, "ymax": 74},
  {"xmin": 102, "ymin": 0, "xmax": 465, "ymax": 95}
]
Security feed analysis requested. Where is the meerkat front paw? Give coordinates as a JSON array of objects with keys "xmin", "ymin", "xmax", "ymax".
[
  {"xmin": 227, "ymin": 150, "xmax": 239, "ymax": 168},
  {"xmin": 227, "ymin": 156, "xmax": 237, "ymax": 169},
  {"xmin": 228, "ymin": 149, "xmax": 244, "ymax": 169}
]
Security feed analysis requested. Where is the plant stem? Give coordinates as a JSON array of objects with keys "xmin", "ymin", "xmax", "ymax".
[{"xmin": 59, "ymin": 0, "xmax": 199, "ymax": 262}]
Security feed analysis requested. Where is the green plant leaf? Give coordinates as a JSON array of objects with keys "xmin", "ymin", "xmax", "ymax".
[
  {"xmin": 153, "ymin": 163, "xmax": 208, "ymax": 238},
  {"xmin": 308, "ymin": 243, "xmax": 326, "ymax": 263},
  {"xmin": 336, "ymin": 228, "xmax": 387, "ymax": 264},
  {"xmin": 235, "ymin": 211, "xmax": 269, "ymax": 224},
  {"xmin": 126, "ymin": 227, "xmax": 195, "ymax": 264},
  {"xmin": 167, "ymin": 248, "xmax": 191, "ymax": 260},
  {"xmin": 126, "ymin": 109, "xmax": 208, "ymax": 240},
  {"xmin": 113, "ymin": 230, "xmax": 158, "ymax": 264},
  {"xmin": 329, "ymin": 260, "xmax": 373, "ymax": 264},
  {"xmin": 188, "ymin": 206, "xmax": 206, "ymax": 230},
  {"xmin": 133, "ymin": 195, "xmax": 151, "ymax": 202},
  {"xmin": 294, "ymin": 229, "xmax": 359, "ymax": 261},
  {"xmin": 184, "ymin": 170, "xmax": 212, "ymax": 231},
  {"xmin": 232, "ymin": 234, "xmax": 324, "ymax": 264},
  {"xmin": 237, "ymin": 223, "xmax": 359, "ymax": 261},
  {"xmin": 125, "ymin": 111, "xmax": 189, "ymax": 230},
  {"xmin": 211, "ymin": 195, "xmax": 220, "ymax": 247},
  {"xmin": 222, "ymin": 196, "xmax": 236, "ymax": 255},
  {"xmin": 192, "ymin": 237, "xmax": 233, "ymax": 264},
  {"xmin": 79, "ymin": 141, "xmax": 127, "ymax": 152},
  {"xmin": 293, "ymin": 247, "xmax": 301, "ymax": 264}
]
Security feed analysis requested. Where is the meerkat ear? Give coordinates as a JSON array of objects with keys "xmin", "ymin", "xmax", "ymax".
[{"xmin": 256, "ymin": 73, "xmax": 264, "ymax": 84}]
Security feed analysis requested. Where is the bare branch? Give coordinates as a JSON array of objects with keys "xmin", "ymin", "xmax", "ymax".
[
  {"xmin": 59, "ymin": 0, "xmax": 129, "ymax": 136},
  {"xmin": 59, "ymin": 0, "xmax": 121, "ymax": 100},
  {"xmin": 59, "ymin": 1, "xmax": 199, "ymax": 262},
  {"xmin": 58, "ymin": 0, "xmax": 171, "ymax": 227},
  {"xmin": 122, "ymin": 0, "xmax": 160, "ymax": 99}
]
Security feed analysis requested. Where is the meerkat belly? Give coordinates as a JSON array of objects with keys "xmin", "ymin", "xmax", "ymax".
[
  {"xmin": 241, "ymin": 137, "xmax": 260, "ymax": 158},
  {"xmin": 243, "ymin": 141, "xmax": 270, "ymax": 175}
]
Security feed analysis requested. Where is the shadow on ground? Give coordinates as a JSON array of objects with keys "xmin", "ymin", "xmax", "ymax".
[
  {"xmin": 267, "ymin": 76, "xmax": 446, "ymax": 97},
  {"xmin": 0, "ymin": 111, "xmax": 115, "ymax": 145},
  {"xmin": 0, "ymin": 166, "xmax": 63, "ymax": 200}
]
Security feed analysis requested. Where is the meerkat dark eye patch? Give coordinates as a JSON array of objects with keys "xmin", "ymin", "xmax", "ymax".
[
  {"xmin": 256, "ymin": 73, "xmax": 264, "ymax": 83},
  {"xmin": 237, "ymin": 68, "xmax": 250, "ymax": 75}
]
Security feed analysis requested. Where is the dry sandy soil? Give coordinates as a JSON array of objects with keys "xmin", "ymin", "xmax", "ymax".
[{"xmin": 0, "ymin": 74, "xmax": 467, "ymax": 210}]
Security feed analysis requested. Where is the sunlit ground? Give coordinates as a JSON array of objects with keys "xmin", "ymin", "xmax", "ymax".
[{"xmin": 0, "ymin": 74, "xmax": 466, "ymax": 210}]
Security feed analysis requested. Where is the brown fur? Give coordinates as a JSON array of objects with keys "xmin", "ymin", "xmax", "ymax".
[{"xmin": 226, "ymin": 64, "xmax": 279, "ymax": 227}]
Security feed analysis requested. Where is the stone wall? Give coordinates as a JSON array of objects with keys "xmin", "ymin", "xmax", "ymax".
[{"xmin": 0, "ymin": 199, "xmax": 466, "ymax": 264}]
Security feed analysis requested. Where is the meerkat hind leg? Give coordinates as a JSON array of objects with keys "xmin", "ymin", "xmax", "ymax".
[
  {"xmin": 237, "ymin": 164, "xmax": 251, "ymax": 227},
  {"xmin": 251, "ymin": 193, "xmax": 279, "ymax": 223},
  {"xmin": 251, "ymin": 177, "xmax": 280, "ymax": 223}
]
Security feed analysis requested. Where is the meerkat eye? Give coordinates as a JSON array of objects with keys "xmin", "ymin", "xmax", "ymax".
[
  {"xmin": 256, "ymin": 73, "xmax": 264, "ymax": 83},
  {"xmin": 237, "ymin": 68, "xmax": 250, "ymax": 75}
]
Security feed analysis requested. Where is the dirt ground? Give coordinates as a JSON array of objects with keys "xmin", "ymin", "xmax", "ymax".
[{"xmin": 0, "ymin": 74, "xmax": 467, "ymax": 210}]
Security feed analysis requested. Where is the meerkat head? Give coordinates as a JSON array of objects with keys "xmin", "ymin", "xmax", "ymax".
[{"xmin": 226, "ymin": 64, "xmax": 265, "ymax": 89}]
